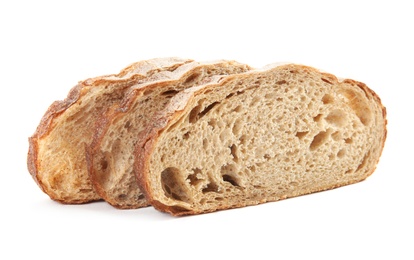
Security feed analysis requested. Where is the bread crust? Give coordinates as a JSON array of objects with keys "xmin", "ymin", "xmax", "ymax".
[
  {"xmin": 134, "ymin": 64, "xmax": 387, "ymax": 216},
  {"xmin": 27, "ymin": 58, "xmax": 193, "ymax": 203}
]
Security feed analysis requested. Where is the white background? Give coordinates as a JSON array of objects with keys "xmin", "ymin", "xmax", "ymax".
[{"xmin": 1, "ymin": 1, "xmax": 412, "ymax": 259}]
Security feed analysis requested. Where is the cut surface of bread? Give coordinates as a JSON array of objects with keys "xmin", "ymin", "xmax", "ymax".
[
  {"xmin": 135, "ymin": 64, "xmax": 387, "ymax": 216},
  {"xmin": 27, "ymin": 57, "xmax": 193, "ymax": 204},
  {"xmin": 87, "ymin": 60, "xmax": 252, "ymax": 209}
]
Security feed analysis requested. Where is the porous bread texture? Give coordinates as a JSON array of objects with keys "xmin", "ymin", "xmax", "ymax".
[
  {"xmin": 27, "ymin": 57, "xmax": 193, "ymax": 204},
  {"xmin": 136, "ymin": 64, "xmax": 387, "ymax": 216},
  {"xmin": 87, "ymin": 60, "xmax": 252, "ymax": 209}
]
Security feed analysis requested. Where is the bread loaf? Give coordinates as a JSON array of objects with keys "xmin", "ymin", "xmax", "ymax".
[
  {"xmin": 135, "ymin": 64, "xmax": 387, "ymax": 216},
  {"xmin": 27, "ymin": 57, "xmax": 193, "ymax": 203},
  {"xmin": 87, "ymin": 60, "xmax": 252, "ymax": 209}
]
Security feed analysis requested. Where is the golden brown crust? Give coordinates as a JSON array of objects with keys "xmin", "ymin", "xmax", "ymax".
[{"xmin": 134, "ymin": 63, "xmax": 388, "ymax": 216}]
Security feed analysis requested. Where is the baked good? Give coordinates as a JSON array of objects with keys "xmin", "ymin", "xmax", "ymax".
[
  {"xmin": 87, "ymin": 60, "xmax": 252, "ymax": 209},
  {"xmin": 135, "ymin": 63, "xmax": 387, "ymax": 216},
  {"xmin": 27, "ymin": 57, "xmax": 193, "ymax": 204}
]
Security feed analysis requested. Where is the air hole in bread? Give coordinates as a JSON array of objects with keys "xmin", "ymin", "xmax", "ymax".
[
  {"xmin": 137, "ymin": 194, "xmax": 145, "ymax": 200},
  {"xmin": 295, "ymin": 131, "xmax": 308, "ymax": 140},
  {"xmin": 187, "ymin": 168, "xmax": 203, "ymax": 186},
  {"xmin": 227, "ymin": 90, "xmax": 246, "ymax": 98},
  {"xmin": 141, "ymin": 97, "xmax": 150, "ymax": 104},
  {"xmin": 313, "ymin": 114, "xmax": 324, "ymax": 123},
  {"xmin": 184, "ymin": 73, "xmax": 201, "ymax": 84},
  {"xmin": 161, "ymin": 90, "xmax": 179, "ymax": 96},
  {"xmin": 325, "ymin": 109, "xmax": 347, "ymax": 127},
  {"xmin": 183, "ymin": 131, "xmax": 190, "ymax": 140},
  {"xmin": 222, "ymin": 174, "xmax": 240, "ymax": 187},
  {"xmin": 233, "ymin": 105, "xmax": 243, "ymax": 113},
  {"xmin": 230, "ymin": 144, "xmax": 238, "ymax": 161},
  {"xmin": 356, "ymin": 151, "xmax": 370, "ymax": 172},
  {"xmin": 189, "ymin": 102, "xmax": 220, "ymax": 124},
  {"xmin": 337, "ymin": 149, "xmax": 346, "ymax": 158},
  {"xmin": 345, "ymin": 137, "xmax": 353, "ymax": 144},
  {"xmin": 161, "ymin": 167, "xmax": 189, "ymax": 202},
  {"xmin": 310, "ymin": 131, "xmax": 329, "ymax": 151},
  {"xmin": 118, "ymin": 194, "xmax": 127, "ymax": 201},
  {"xmin": 276, "ymin": 80, "xmax": 287, "ymax": 85},
  {"xmin": 321, "ymin": 78, "xmax": 333, "ymax": 84},
  {"xmin": 322, "ymin": 94, "xmax": 335, "ymax": 104},
  {"xmin": 225, "ymin": 93, "xmax": 235, "ymax": 99},
  {"xmin": 202, "ymin": 182, "xmax": 219, "ymax": 193}
]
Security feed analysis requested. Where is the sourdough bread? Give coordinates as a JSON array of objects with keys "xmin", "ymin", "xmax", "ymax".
[
  {"xmin": 135, "ymin": 64, "xmax": 387, "ymax": 216},
  {"xmin": 27, "ymin": 57, "xmax": 193, "ymax": 204},
  {"xmin": 87, "ymin": 60, "xmax": 252, "ymax": 209}
]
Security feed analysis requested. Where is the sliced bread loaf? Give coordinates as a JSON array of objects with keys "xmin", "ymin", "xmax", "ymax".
[
  {"xmin": 27, "ymin": 57, "xmax": 193, "ymax": 204},
  {"xmin": 135, "ymin": 64, "xmax": 387, "ymax": 216},
  {"xmin": 86, "ymin": 60, "xmax": 252, "ymax": 209}
]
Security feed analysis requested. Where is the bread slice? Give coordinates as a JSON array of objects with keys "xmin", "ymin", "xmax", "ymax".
[
  {"xmin": 86, "ymin": 60, "xmax": 252, "ymax": 209},
  {"xmin": 135, "ymin": 63, "xmax": 387, "ymax": 216},
  {"xmin": 27, "ymin": 57, "xmax": 194, "ymax": 204}
]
